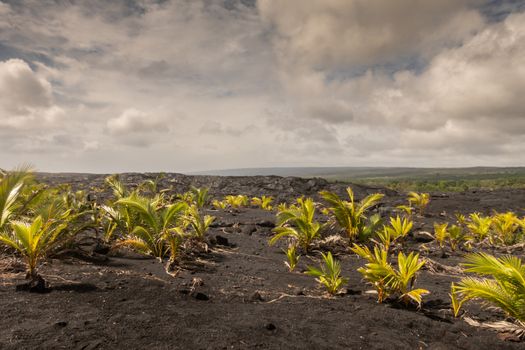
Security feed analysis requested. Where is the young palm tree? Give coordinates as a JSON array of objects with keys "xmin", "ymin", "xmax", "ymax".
[
  {"xmin": 224, "ymin": 195, "xmax": 248, "ymax": 209},
  {"xmin": 251, "ymin": 195, "xmax": 274, "ymax": 211},
  {"xmin": 375, "ymin": 215, "xmax": 413, "ymax": 250},
  {"xmin": 0, "ymin": 215, "xmax": 67, "ymax": 284},
  {"xmin": 433, "ymin": 222, "xmax": 449, "ymax": 256},
  {"xmin": 190, "ymin": 187, "xmax": 210, "ymax": 208},
  {"xmin": 320, "ymin": 187, "xmax": 383, "ymax": 241},
  {"xmin": 115, "ymin": 194, "xmax": 188, "ymax": 261},
  {"xmin": 178, "ymin": 204, "xmax": 215, "ymax": 241},
  {"xmin": 211, "ymin": 199, "xmax": 227, "ymax": 210},
  {"xmin": 305, "ymin": 252, "xmax": 348, "ymax": 295},
  {"xmin": 491, "ymin": 212, "xmax": 520, "ymax": 246},
  {"xmin": 352, "ymin": 244, "xmax": 429, "ymax": 306},
  {"xmin": 269, "ymin": 197, "xmax": 322, "ymax": 252},
  {"xmin": 466, "ymin": 213, "xmax": 492, "ymax": 242},
  {"xmin": 451, "ymin": 253, "xmax": 525, "ymax": 327},
  {"xmin": 284, "ymin": 243, "xmax": 300, "ymax": 272},
  {"xmin": 407, "ymin": 192, "xmax": 430, "ymax": 216}
]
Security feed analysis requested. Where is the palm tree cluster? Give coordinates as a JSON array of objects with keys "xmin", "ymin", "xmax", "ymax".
[
  {"xmin": 265, "ymin": 186, "xmax": 524, "ymax": 335},
  {"xmin": 0, "ymin": 168, "xmax": 217, "ymax": 289}
]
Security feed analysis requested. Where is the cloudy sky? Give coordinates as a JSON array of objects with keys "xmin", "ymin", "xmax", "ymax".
[{"xmin": 0, "ymin": 0, "xmax": 524, "ymax": 173}]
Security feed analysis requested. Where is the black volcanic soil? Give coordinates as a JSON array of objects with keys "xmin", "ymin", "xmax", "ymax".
[{"xmin": 1, "ymin": 173, "xmax": 525, "ymax": 349}]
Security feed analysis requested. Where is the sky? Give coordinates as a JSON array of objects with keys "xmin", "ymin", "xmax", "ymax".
[{"xmin": 0, "ymin": 0, "xmax": 524, "ymax": 173}]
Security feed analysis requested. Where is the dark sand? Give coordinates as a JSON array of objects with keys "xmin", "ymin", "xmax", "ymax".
[{"xmin": 1, "ymin": 173, "xmax": 524, "ymax": 349}]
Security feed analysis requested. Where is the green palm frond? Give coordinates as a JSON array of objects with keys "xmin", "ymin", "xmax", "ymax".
[
  {"xmin": 269, "ymin": 226, "xmax": 299, "ymax": 246},
  {"xmin": 0, "ymin": 165, "xmax": 33, "ymax": 228},
  {"xmin": 284, "ymin": 244, "xmax": 300, "ymax": 271},
  {"xmin": 190, "ymin": 187, "xmax": 209, "ymax": 208},
  {"xmin": 117, "ymin": 238, "xmax": 153, "ymax": 255},
  {"xmin": 491, "ymin": 212, "xmax": 520, "ymax": 245},
  {"xmin": 117, "ymin": 194, "xmax": 159, "ymax": 232},
  {"xmin": 451, "ymin": 253, "xmax": 525, "ymax": 322},
  {"xmin": 162, "ymin": 202, "xmax": 188, "ymax": 229},
  {"xmin": 180, "ymin": 204, "xmax": 215, "ymax": 240},
  {"xmin": 433, "ymin": 223, "xmax": 449, "ymax": 248},
  {"xmin": 105, "ymin": 174, "xmax": 129, "ymax": 199}
]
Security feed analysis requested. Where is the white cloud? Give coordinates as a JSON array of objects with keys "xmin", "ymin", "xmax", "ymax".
[
  {"xmin": 107, "ymin": 108, "xmax": 166, "ymax": 134},
  {"xmin": 352, "ymin": 12, "xmax": 525, "ymax": 149},
  {"xmin": 0, "ymin": 59, "xmax": 64, "ymax": 129}
]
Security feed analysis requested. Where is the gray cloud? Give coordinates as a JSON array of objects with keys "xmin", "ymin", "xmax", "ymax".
[
  {"xmin": 258, "ymin": 0, "xmax": 485, "ymax": 72},
  {"xmin": 0, "ymin": 0, "xmax": 524, "ymax": 171}
]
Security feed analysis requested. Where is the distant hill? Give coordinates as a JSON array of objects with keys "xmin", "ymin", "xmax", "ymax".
[
  {"xmin": 188, "ymin": 166, "xmax": 525, "ymax": 180},
  {"xmin": 188, "ymin": 166, "xmax": 525, "ymax": 191}
]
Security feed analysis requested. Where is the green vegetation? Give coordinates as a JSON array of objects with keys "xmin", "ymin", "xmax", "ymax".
[
  {"xmin": 212, "ymin": 199, "xmax": 228, "ymax": 210},
  {"xmin": 270, "ymin": 197, "xmax": 322, "ymax": 252},
  {"xmin": 189, "ymin": 187, "xmax": 210, "ymax": 208},
  {"xmin": 407, "ymin": 192, "xmax": 430, "ymax": 216},
  {"xmin": 284, "ymin": 244, "xmax": 300, "ymax": 272},
  {"xmin": 375, "ymin": 215, "xmax": 412, "ymax": 250},
  {"xmin": 323, "ymin": 167, "xmax": 525, "ymax": 192},
  {"xmin": 0, "ymin": 165, "xmax": 33, "ymax": 228},
  {"xmin": 251, "ymin": 195, "xmax": 274, "ymax": 211},
  {"xmin": 352, "ymin": 244, "xmax": 429, "ymax": 307},
  {"xmin": 178, "ymin": 204, "xmax": 215, "ymax": 241},
  {"xmin": 467, "ymin": 213, "xmax": 492, "ymax": 242},
  {"xmin": 1, "ymin": 216, "xmax": 64, "ymax": 282},
  {"xmin": 305, "ymin": 252, "xmax": 347, "ymax": 295},
  {"xmin": 115, "ymin": 194, "xmax": 188, "ymax": 261},
  {"xmin": 320, "ymin": 187, "xmax": 383, "ymax": 242},
  {"xmin": 491, "ymin": 212, "xmax": 521, "ymax": 246},
  {"xmin": 451, "ymin": 253, "xmax": 525, "ymax": 327},
  {"xmin": 224, "ymin": 194, "xmax": 249, "ymax": 209}
]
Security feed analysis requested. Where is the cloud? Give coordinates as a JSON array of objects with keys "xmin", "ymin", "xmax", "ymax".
[
  {"xmin": 260, "ymin": 8, "xmax": 525, "ymax": 163},
  {"xmin": 0, "ymin": 58, "xmax": 64, "ymax": 129},
  {"xmin": 107, "ymin": 108, "xmax": 166, "ymax": 134},
  {"xmin": 199, "ymin": 121, "xmax": 257, "ymax": 137},
  {"xmin": 354, "ymin": 12, "xmax": 525, "ymax": 145},
  {"xmin": 258, "ymin": 0, "xmax": 484, "ymax": 72},
  {"xmin": 106, "ymin": 108, "xmax": 171, "ymax": 147},
  {"xmin": 0, "ymin": 0, "xmax": 524, "ymax": 171}
]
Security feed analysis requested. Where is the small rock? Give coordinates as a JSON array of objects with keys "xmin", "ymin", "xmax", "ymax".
[
  {"xmin": 413, "ymin": 231, "xmax": 434, "ymax": 243},
  {"xmin": 215, "ymin": 235, "xmax": 229, "ymax": 246},
  {"xmin": 16, "ymin": 275, "xmax": 50, "ymax": 293},
  {"xmin": 265, "ymin": 323, "xmax": 276, "ymax": 331},
  {"xmin": 93, "ymin": 243, "xmax": 110, "ymax": 255},
  {"xmin": 194, "ymin": 292, "xmax": 209, "ymax": 301},
  {"xmin": 241, "ymin": 225, "xmax": 257, "ymax": 235},
  {"xmin": 257, "ymin": 220, "xmax": 275, "ymax": 228},
  {"xmin": 249, "ymin": 291, "xmax": 264, "ymax": 302},
  {"xmin": 294, "ymin": 288, "xmax": 305, "ymax": 296},
  {"xmin": 55, "ymin": 321, "xmax": 68, "ymax": 327}
]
